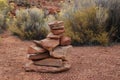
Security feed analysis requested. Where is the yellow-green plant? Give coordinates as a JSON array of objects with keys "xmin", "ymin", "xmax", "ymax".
[
  {"xmin": 0, "ymin": 14, "xmax": 4, "ymax": 30},
  {"xmin": 96, "ymin": 0, "xmax": 120, "ymax": 42},
  {"xmin": 8, "ymin": 8, "xmax": 48, "ymax": 40},
  {"xmin": 59, "ymin": 1, "xmax": 109, "ymax": 45},
  {"xmin": 0, "ymin": 0, "xmax": 9, "ymax": 31},
  {"xmin": 0, "ymin": 0, "xmax": 8, "ymax": 11}
]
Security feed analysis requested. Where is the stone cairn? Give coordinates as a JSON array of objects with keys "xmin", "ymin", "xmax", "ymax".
[{"xmin": 25, "ymin": 21, "xmax": 72, "ymax": 73}]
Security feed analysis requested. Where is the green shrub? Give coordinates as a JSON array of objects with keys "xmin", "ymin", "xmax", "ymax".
[
  {"xmin": 0, "ymin": 14, "xmax": 5, "ymax": 31},
  {"xmin": 59, "ymin": 1, "xmax": 109, "ymax": 46},
  {"xmin": 0, "ymin": 0, "xmax": 9, "ymax": 31},
  {"xmin": 8, "ymin": 8, "xmax": 48, "ymax": 40},
  {"xmin": 96, "ymin": 0, "xmax": 120, "ymax": 42},
  {"xmin": 0, "ymin": 0, "xmax": 8, "ymax": 11}
]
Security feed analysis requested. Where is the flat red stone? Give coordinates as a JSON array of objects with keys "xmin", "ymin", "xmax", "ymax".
[
  {"xmin": 28, "ymin": 46, "xmax": 46, "ymax": 54},
  {"xmin": 60, "ymin": 36, "xmax": 71, "ymax": 46}
]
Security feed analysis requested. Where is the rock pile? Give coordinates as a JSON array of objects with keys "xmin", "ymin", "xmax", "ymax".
[{"xmin": 25, "ymin": 21, "xmax": 72, "ymax": 73}]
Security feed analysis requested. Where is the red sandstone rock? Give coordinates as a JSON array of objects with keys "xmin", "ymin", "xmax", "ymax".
[
  {"xmin": 26, "ymin": 20, "xmax": 72, "ymax": 73},
  {"xmin": 33, "ymin": 40, "xmax": 41, "ymax": 46},
  {"xmin": 51, "ymin": 26, "xmax": 64, "ymax": 30},
  {"xmin": 33, "ymin": 58, "xmax": 63, "ymax": 67},
  {"xmin": 48, "ymin": 21, "xmax": 64, "ymax": 30},
  {"xmin": 43, "ymin": 6, "xmax": 60, "ymax": 15},
  {"xmin": 25, "ymin": 61, "xmax": 71, "ymax": 73},
  {"xmin": 48, "ymin": 21, "xmax": 63, "ymax": 27},
  {"xmin": 28, "ymin": 53, "xmax": 50, "ymax": 60},
  {"xmin": 39, "ymin": 38, "xmax": 59, "ymax": 51},
  {"xmin": 28, "ymin": 46, "xmax": 46, "ymax": 54},
  {"xmin": 47, "ymin": 33, "xmax": 63, "ymax": 39},
  {"xmin": 33, "ymin": 39, "xmax": 59, "ymax": 51},
  {"xmin": 51, "ymin": 28, "xmax": 65, "ymax": 35},
  {"xmin": 50, "ymin": 45, "xmax": 72, "ymax": 61},
  {"xmin": 60, "ymin": 36, "xmax": 71, "ymax": 46}
]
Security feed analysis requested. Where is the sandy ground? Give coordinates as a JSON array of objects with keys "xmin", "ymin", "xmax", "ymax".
[{"xmin": 0, "ymin": 34, "xmax": 120, "ymax": 80}]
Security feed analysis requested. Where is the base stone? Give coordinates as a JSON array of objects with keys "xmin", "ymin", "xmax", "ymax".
[
  {"xmin": 33, "ymin": 58, "xmax": 63, "ymax": 67},
  {"xmin": 24, "ymin": 61, "xmax": 71, "ymax": 73}
]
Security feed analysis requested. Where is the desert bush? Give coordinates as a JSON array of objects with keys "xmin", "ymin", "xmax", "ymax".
[
  {"xmin": 58, "ymin": 0, "xmax": 109, "ymax": 45},
  {"xmin": 0, "ymin": 14, "xmax": 5, "ymax": 31},
  {"xmin": 8, "ymin": 8, "xmax": 48, "ymax": 40},
  {"xmin": 96, "ymin": 0, "xmax": 120, "ymax": 42},
  {"xmin": 0, "ymin": 0, "xmax": 8, "ymax": 11},
  {"xmin": 58, "ymin": 0, "xmax": 120, "ymax": 45},
  {"xmin": 0, "ymin": 0, "xmax": 10, "ymax": 31}
]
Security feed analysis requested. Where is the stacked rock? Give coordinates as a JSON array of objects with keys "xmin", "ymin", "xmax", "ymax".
[{"xmin": 25, "ymin": 21, "xmax": 72, "ymax": 73}]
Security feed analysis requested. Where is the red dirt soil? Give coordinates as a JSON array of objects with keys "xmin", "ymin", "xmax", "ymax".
[{"xmin": 0, "ymin": 33, "xmax": 120, "ymax": 80}]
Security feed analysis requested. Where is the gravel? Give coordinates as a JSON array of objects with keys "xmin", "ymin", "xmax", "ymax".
[{"xmin": 0, "ymin": 35, "xmax": 120, "ymax": 80}]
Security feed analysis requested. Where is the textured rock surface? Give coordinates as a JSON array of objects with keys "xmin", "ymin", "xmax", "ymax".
[
  {"xmin": 33, "ymin": 58, "xmax": 63, "ymax": 67},
  {"xmin": 25, "ymin": 61, "xmax": 71, "ymax": 73},
  {"xmin": 47, "ymin": 33, "xmax": 62, "ymax": 39},
  {"xmin": 48, "ymin": 21, "xmax": 64, "ymax": 30},
  {"xmin": 28, "ymin": 46, "xmax": 46, "ymax": 54},
  {"xmin": 28, "ymin": 53, "xmax": 50, "ymax": 60},
  {"xmin": 60, "ymin": 36, "xmax": 71, "ymax": 46},
  {"xmin": 51, "ymin": 28, "xmax": 65, "ymax": 35},
  {"xmin": 50, "ymin": 45, "xmax": 72, "ymax": 60},
  {"xmin": 33, "ymin": 39, "xmax": 59, "ymax": 51},
  {"xmin": 39, "ymin": 38, "xmax": 59, "ymax": 51},
  {"xmin": 51, "ymin": 25, "xmax": 64, "ymax": 30}
]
